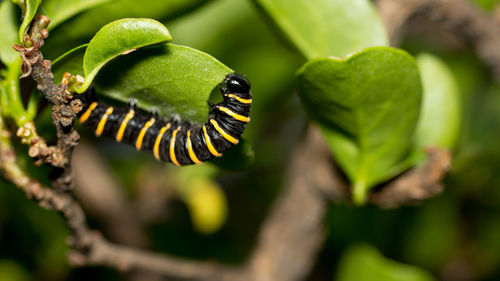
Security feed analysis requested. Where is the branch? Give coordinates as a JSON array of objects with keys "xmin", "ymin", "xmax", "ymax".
[
  {"xmin": 13, "ymin": 15, "xmax": 80, "ymax": 191},
  {"xmin": 369, "ymin": 148, "xmax": 451, "ymax": 208},
  {"xmin": 246, "ymin": 126, "xmax": 345, "ymax": 281},
  {"xmin": 0, "ymin": 110, "xmax": 89, "ymax": 250},
  {"xmin": 376, "ymin": 0, "xmax": 500, "ymax": 79},
  {"xmin": 70, "ymin": 126, "xmax": 340, "ymax": 281},
  {"xmin": 72, "ymin": 141, "xmax": 149, "ymax": 248}
]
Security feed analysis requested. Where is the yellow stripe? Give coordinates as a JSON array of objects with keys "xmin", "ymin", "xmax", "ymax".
[
  {"xmin": 135, "ymin": 118, "xmax": 155, "ymax": 150},
  {"xmin": 210, "ymin": 119, "xmax": 239, "ymax": 144},
  {"xmin": 169, "ymin": 127, "xmax": 181, "ymax": 166},
  {"xmin": 217, "ymin": 106, "xmax": 250, "ymax": 122},
  {"xmin": 228, "ymin": 94, "xmax": 252, "ymax": 104},
  {"xmin": 79, "ymin": 102, "xmax": 98, "ymax": 123},
  {"xmin": 203, "ymin": 124, "xmax": 222, "ymax": 157},
  {"xmin": 186, "ymin": 130, "xmax": 203, "ymax": 164},
  {"xmin": 95, "ymin": 106, "xmax": 113, "ymax": 136},
  {"xmin": 153, "ymin": 123, "xmax": 171, "ymax": 161},
  {"xmin": 116, "ymin": 109, "xmax": 135, "ymax": 142}
]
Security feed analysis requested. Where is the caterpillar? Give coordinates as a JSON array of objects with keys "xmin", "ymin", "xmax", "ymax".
[{"xmin": 76, "ymin": 73, "xmax": 252, "ymax": 166}]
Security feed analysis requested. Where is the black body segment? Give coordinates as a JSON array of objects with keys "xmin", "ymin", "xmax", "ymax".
[{"xmin": 76, "ymin": 73, "xmax": 252, "ymax": 166}]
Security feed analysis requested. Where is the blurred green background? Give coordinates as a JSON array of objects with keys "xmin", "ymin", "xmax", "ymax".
[{"xmin": 1, "ymin": 0, "xmax": 500, "ymax": 280}]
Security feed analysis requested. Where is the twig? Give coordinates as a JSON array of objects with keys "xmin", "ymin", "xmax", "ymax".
[
  {"xmin": 369, "ymin": 147, "xmax": 451, "ymax": 208},
  {"xmin": 0, "ymin": 110, "xmax": 90, "ymax": 251},
  {"xmin": 376, "ymin": 0, "xmax": 500, "ymax": 79},
  {"xmin": 72, "ymin": 141, "xmax": 149, "ymax": 248},
  {"xmin": 246, "ymin": 127, "xmax": 342, "ymax": 281},
  {"xmin": 13, "ymin": 15, "xmax": 80, "ymax": 191}
]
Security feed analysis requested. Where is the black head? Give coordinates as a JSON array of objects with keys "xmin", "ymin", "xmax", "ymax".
[{"xmin": 225, "ymin": 73, "xmax": 251, "ymax": 93}]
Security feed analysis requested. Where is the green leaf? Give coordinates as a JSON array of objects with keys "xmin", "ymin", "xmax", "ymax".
[
  {"xmin": 18, "ymin": 0, "xmax": 42, "ymax": 42},
  {"xmin": 94, "ymin": 43, "xmax": 232, "ymax": 123},
  {"xmin": 43, "ymin": 0, "xmax": 209, "ymax": 59},
  {"xmin": 251, "ymin": 0, "xmax": 388, "ymax": 59},
  {"xmin": 415, "ymin": 53, "xmax": 461, "ymax": 151},
  {"xmin": 297, "ymin": 47, "xmax": 422, "ymax": 204},
  {"xmin": 174, "ymin": 165, "xmax": 228, "ymax": 234},
  {"xmin": 0, "ymin": 58, "xmax": 29, "ymax": 126},
  {"xmin": 77, "ymin": 18, "xmax": 172, "ymax": 93},
  {"xmin": 51, "ymin": 44, "xmax": 87, "ymax": 83},
  {"xmin": 0, "ymin": 260, "xmax": 31, "ymax": 281},
  {"xmin": 336, "ymin": 244, "xmax": 436, "ymax": 281},
  {"xmin": 473, "ymin": 0, "xmax": 500, "ymax": 10},
  {"xmin": 40, "ymin": 0, "xmax": 113, "ymax": 29},
  {"xmin": 52, "ymin": 42, "xmax": 233, "ymax": 123},
  {"xmin": 0, "ymin": 0, "xmax": 20, "ymax": 64}
]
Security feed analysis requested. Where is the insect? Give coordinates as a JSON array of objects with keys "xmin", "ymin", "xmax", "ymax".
[{"xmin": 76, "ymin": 73, "xmax": 252, "ymax": 166}]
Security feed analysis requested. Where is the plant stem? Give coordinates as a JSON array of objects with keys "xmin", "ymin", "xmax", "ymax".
[{"xmin": 353, "ymin": 179, "xmax": 368, "ymax": 205}]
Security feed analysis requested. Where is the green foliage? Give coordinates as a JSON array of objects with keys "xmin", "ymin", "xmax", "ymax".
[
  {"xmin": 336, "ymin": 244, "xmax": 436, "ymax": 281},
  {"xmin": 297, "ymin": 47, "xmax": 422, "ymax": 204},
  {"xmin": 39, "ymin": 0, "xmax": 112, "ymax": 29},
  {"xmin": 43, "ymin": 0, "xmax": 209, "ymax": 59},
  {"xmin": 0, "ymin": 260, "xmax": 30, "ymax": 281},
  {"xmin": 18, "ymin": 0, "xmax": 42, "ymax": 42},
  {"xmin": 77, "ymin": 18, "xmax": 172, "ymax": 93},
  {"xmin": 415, "ymin": 53, "xmax": 461, "ymax": 151},
  {"xmin": 93, "ymin": 44, "xmax": 232, "ymax": 123},
  {"xmin": 402, "ymin": 197, "xmax": 459, "ymax": 269},
  {"xmin": 473, "ymin": 0, "xmax": 500, "ymax": 10},
  {"xmin": 0, "ymin": 0, "xmax": 20, "ymax": 64},
  {"xmin": 251, "ymin": 0, "xmax": 388, "ymax": 59},
  {"xmin": 0, "ymin": 59, "xmax": 29, "ymax": 126},
  {"xmin": 0, "ymin": 0, "xmax": 496, "ymax": 280},
  {"xmin": 174, "ymin": 165, "xmax": 228, "ymax": 234}
]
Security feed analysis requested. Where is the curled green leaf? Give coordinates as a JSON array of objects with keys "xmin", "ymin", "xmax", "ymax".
[
  {"xmin": 18, "ymin": 0, "xmax": 42, "ymax": 42},
  {"xmin": 77, "ymin": 18, "xmax": 173, "ymax": 93},
  {"xmin": 297, "ymin": 47, "xmax": 422, "ymax": 204}
]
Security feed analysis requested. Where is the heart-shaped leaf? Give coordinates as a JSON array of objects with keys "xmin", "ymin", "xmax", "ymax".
[
  {"xmin": 93, "ymin": 43, "xmax": 232, "ymax": 123},
  {"xmin": 77, "ymin": 18, "xmax": 173, "ymax": 93},
  {"xmin": 0, "ymin": 1, "xmax": 20, "ymax": 64},
  {"xmin": 297, "ymin": 47, "xmax": 422, "ymax": 204},
  {"xmin": 415, "ymin": 53, "xmax": 461, "ymax": 151},
  {"xmin": 336, "ymin": 244, "xmax": 436, "ymax": 281},
  {"xmin": 251, "ymin": 0, "xmax": 388, "ymax": 59},
  {"xmin": 18, "ymin": 0, "xmax": 42, "ymax": 42},
  {"xmin": 40, "ymin": 0, "xmax": 113, "ymax": 29}
]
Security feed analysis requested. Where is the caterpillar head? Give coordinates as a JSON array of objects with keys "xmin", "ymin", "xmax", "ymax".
[{"xmin": 225, "ymin": 73, "xmax": 250, "ymax": 94}]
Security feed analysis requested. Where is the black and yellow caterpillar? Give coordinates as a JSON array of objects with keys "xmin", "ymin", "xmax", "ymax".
[{"xmin": 76, "ymin": 73, "xmax": 251, "ymax": 166}]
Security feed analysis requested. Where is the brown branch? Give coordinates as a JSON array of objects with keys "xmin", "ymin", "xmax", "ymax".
[
  {"xmin": 70, "ymin": 235, "xmax": 244, "ymax": 281},
  {"xmin": 246, "ymin": 127, "xmax": 344, "ymax": 281},
  {"xmin": 0, "ymin": 110, "xmax": 89, "ymax": 250},
  {"xmin": 68, "ymin": 126, "xmax": 340, "ymax": 281},
  {"xmin": 13, "ymin": 15, "xmax": 80, "ymax": 191},
  {"xmin": 369, "ymin": 148, "xmax": 452, "ymax": 208},
  {"xmin": 72, "ymin": 141, "xmax": 149, "ymax": 248},
  {"xmin": 376, "ymin": 0, "xmax": 500, "ymax": 79}
]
